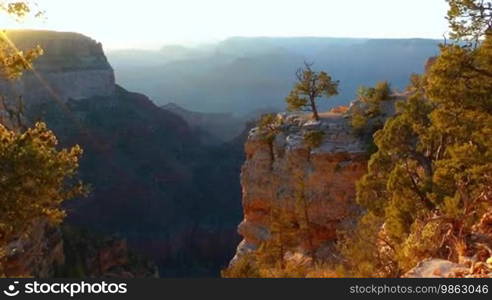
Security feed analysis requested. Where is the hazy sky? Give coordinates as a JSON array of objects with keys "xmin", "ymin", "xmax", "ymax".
[{"xmin": 2, "ymin": 0, "xmax": 450, "ymax": 49}]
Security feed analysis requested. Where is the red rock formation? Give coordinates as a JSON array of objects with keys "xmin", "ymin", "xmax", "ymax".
[{"xmin": 232, "ymin": 112, "xmax": 368, "ymax": 263}]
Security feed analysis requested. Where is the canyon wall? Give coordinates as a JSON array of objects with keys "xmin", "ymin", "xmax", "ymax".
[
  {"xmin": 0, "ymin": 31, "xmax": 162, "ymax": 277},
  {"xmin": 232, "ymin": 112, "xmax": 369, "ymax": 263},
  {"xmin": 0, "ymin": 30, "xmax": 115, "ymax": 104},
  {"xmin": 1, "ymin": 30, "xmax": 243, "ymax": 277}
]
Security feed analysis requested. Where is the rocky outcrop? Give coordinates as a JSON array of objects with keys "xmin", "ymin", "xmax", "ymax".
[
  {"xmin": 404, "ymin": 258, "xmax": 492, "ymax": 278},
  {"xmin": 1, "ymin": 220, "xmax": 65, "ymax": 278},
  {"xmin": 232, "ymin": 112, "xmax": 369, "ymax": 263},
  {"xmin": 0, "ymin": 30, "xmax": 115, "ymax": 104},
  {"xmin": 405, "ymin": 213, "xmax": 492, "ymax": 278},
  {"xmin": 404, "ymin": 259, "xmax": 467, "ymax": 278},
  {"xmin": 0, "ymin": 221, "xmax": 159, "ymax": 278}
]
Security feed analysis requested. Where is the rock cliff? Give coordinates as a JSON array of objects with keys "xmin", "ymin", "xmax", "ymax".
[
  {"xmin": 0, "ymin": 30, "xmax": 115, "ymax": 103},
  {"xmin": 232, "ymin": 111, "xmax": 369, "ymax": 263}
]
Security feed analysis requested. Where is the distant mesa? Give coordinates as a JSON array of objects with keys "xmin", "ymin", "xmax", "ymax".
[
  {"xmin": 107, "ymin": 36, "xmax": 441, "ymax": 115},
  {"xmin": 0, "ymin": 30, "xmax": 115, "ymax": 104}
]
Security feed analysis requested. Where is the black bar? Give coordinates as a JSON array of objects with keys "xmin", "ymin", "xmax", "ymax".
[{"xmin": 0, "ymin": 279, "xmax": 490, "ymax": 299}]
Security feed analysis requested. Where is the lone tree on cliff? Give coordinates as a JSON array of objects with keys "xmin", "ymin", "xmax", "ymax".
[{"xmin": 285, "ymin": 62, "xmax": 339, "ymax": 121}]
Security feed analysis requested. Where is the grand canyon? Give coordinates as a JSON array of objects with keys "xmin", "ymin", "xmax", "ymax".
[{"xmin": 0, "ymin": 0, "xmax": 491, "ymax": 280}]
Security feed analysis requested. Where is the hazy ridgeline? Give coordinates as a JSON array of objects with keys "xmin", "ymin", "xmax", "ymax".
[{"xmin": 108, "ymin": 37, "xmax": 440, "ymax": 115}]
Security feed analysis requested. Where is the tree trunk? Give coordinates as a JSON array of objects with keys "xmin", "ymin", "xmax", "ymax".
[{"xmin": 310, "ymin": 98, "xmax": 319, "ymax": 121}]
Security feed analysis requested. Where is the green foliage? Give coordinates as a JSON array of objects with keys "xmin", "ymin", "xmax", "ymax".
[
  {"xmin": 373, "ymin": 81, "xmax": 392, "ymax": 101},
  {"xmin": 0, "ymin": 1, "xmax": 85, "ymax": 245},
  {"xmin": 257, "ymin": 113, "xmax": 283, "ymax": 143},
  {"xmin": 0, "ymin": 1, "xmax": 44, "ymax": 80},
  {"xmin": 406, "ymin": 73, "xmax": 425, "ymax": 93},
  {"xmin": 222, "ymin": 248, "xmax": 340, "ymax": 278},
  {"xmin": 0, "ymin": 41, "xmax": 42, "ymax": 80},
  {"xmin": 222, "ymin": 250, "xmax": 329, "ymax": 278},
  {"xmin": 0, "ymin": 123, "xmax": 87, "ymax": 244},
  {"xmin": 285, "ymin": 62, "xmax": 339, "ymax": 121},
  {"xmin": 396, "ymin": 221, "xmax": 445, "ymax": 271},
  {"xmin": 221, "ymin": 253, "xmax": 260, "ymax": 278},
  {"xmin": 446, "ymin": 0, "xmax": 492, "ymax": 45},
  {"xmin": 358, "ymin": 81, "xmax": 392, "ymax": 102},
  {"xmin": 303, "ymin": 130, "xmax": 325, "ymax": 148},
  {"xmin": 357, "ymin": 81, "xmax": 392, "ymax": 118},
  {"xmin": 0, "ymin": 1, "xmax": 44, "ymax": 20},
  {"xmin": 350, "ymin": 109, "xmax": 369, "ymax": 135},
  {"xmin": 339, "ymin": 5, "xmax": 492, "ymax": 276},
  {"xmin": 257, "ymin": 259, "xmax": 310, "ymax": 278},
  {"xmin": 337, "ymin": 213, "xmax": 395, "ymax": 277},
  {"xmin": 349, "ymin": 81, "xmax": 392, "ymax": 138},
  {"xmin": 0, "ymin": 1, "xmax": 43, "ymax": 127}
]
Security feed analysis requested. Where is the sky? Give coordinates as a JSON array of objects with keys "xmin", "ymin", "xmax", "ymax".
[{"xmin": 1, "ymin": 0, "xmax": 451, "ymax": 50}]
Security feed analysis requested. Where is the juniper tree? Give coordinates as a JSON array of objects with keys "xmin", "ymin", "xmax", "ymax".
[
  {"xmin": 285, "ymin": 62, "xmax": 339, "ymax": 121},
  {"xmin": 447, "ymin": 0, "xmax": 492, "ymax": 45},
  {"xmin": 339, "ymin": 0, "xmax": 492, "ymax": 276}
]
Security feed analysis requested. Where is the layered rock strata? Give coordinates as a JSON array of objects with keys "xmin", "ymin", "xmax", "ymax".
[{"xmin": 233, "ymin": 112, "xmax": 369, "ymax": 262}]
